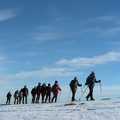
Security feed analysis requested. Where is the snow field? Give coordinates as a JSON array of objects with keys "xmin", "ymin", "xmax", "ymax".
[{"xmin": 0, "ymin": 98, "xmax": 120, "ymax": 120}]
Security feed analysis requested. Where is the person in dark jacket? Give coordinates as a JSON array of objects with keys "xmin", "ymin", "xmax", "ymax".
[
  {"xmin": 22, "ymin": 85, "xmax": 29, "ymax": 104},
  {"xmin": 14, "ymin": 90, "xmax": 19, "ymax": 104},
  {"xmin": 18, "ymin": 88, "xmax": 23, "ymax": 104},
  {"xmin": 69, "ymin": 76, "xmax": 82, "ymax": 101},
  {"xmin": 41, "ymin": 83, "xmax": 46, "ymax": 103},
  {"xmin": 51, "ymin": 80, "xmax": 61, "ymax": 103},
  {"xmin": 36, "ymin": 82, "xmax": 41, "ymax": 103},
  {"xmin": 85, "ymin": 71, "xmax": 101, "ymax": 101},
  {"xmin": 6, "ymin": 91, "xmax": 12, "ymax": 105},
  {"xmin": 31, "ymin": 86, "xmax": 36, "ymax": 103},
  {"xmin": 45, "ymin": 83, "xmax": 52, "ymax": 103}
]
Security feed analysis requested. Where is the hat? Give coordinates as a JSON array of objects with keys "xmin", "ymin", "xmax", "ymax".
[
  {"xmin": 38, "ymin": 82, "xmax": 41, "ymax": 85},
  {"xmin": 48, "ymin": 83, "xmax": 51, "ymax": 86},
  {"xmin": 91, "ymin": 71, "xmax": 95, "ymax": 74},
  {"xmin": 74, "ymin": 76, "xmax": 77, "ymax": 80},
  {"xmin": 55, "ymin": 80, "xmax": 58, "ymax": 83}
]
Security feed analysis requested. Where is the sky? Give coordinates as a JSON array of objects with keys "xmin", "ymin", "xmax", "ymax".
[
  {"xmin": 0, "ymin": 0, "xmax": 120, "ymax": 104},
  {"xmin": 0, "ymin": 98, "xmax": 120, "ymax": 120}
]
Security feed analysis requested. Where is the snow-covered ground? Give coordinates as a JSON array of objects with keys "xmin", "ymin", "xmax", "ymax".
[{"xmin": 0, "ymin": 98, "xmax": 120, "ymax": 120}]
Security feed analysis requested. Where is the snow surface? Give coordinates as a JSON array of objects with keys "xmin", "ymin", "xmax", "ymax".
[{"xmin": 0, "ymin": 98, "xmax": 120, "ymax": 120}]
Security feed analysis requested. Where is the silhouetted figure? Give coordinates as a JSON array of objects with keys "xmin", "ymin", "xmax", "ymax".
[
  {"xmin": 19, "ymin": 88, "xmax": 23, "ymax": 104},
  {"xmin": 69, "ymin": 76, "xmax": 82, "ymax": 101},
  {"xmin": 36, "ymin": 83, "xmax": 41, "ymax": 103},
  {"xmin": 6, "ymin": 91, "xmax": 12, "ymax": 105},
  {"xmin": 51, "ymin": 81, "xmax": 61, "ymax": 103},
  {"xmin": 85, "ymin": 71, "xmax": 101, "ymax": 101},
  {"xmin": 41, "ymin": 83, "xmax": 46, "ymax": 103},
  {"xmin": 45, "ymin": 83, "xmax": 52, "ymax": 103},
  {"xmin": 31, "ymin": 86, "xmax": 36, "ymax": 103},
  {"xmin": 22, "ymin": 85, "xmax": 29, "ymax": 104},
  {"xmin": 14, "ymin": 90, "xmax": 19, "ymax": 104}
]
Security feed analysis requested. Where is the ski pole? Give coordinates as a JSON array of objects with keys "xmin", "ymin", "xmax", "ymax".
[
  {"xmin": 58, "ymin": 91, "xmax": 61, "ymax": 102},
  {"xmin": 79, "ymin": 85, "xmax": 85, "ymax": 100},
  {"xmin": 99, "ymin": 81, "xmax": 102, "ymax": 100},
  {"xmin": 79, "ymin": 85, "xmax": 83, "ymax": 100},
  {"xmin": 67, "ymin": 89, "xmax": 71, "ymax": 102},
  {"xmin": 79, "ymin": 85, "xmax": 88, "ymax": 100},
  {"xmin": 80, "ymin": 86, "xmax": 82, "ymax": 97}
]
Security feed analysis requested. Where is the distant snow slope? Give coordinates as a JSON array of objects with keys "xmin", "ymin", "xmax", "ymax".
[{"xmin": 0, "ymin": 98, "xmax": 120, "ymax": 120}]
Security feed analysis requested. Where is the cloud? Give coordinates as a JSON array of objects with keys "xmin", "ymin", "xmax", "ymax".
[
  {"xmin": 31, "ymin": 26, "xmax": 59, "ymax": 42},
  {"xmin": 56, "ymin": 52, "xmax": 120, "ymax": 67},
  {"xmin": 111, "ymin": 41, "xmax": 120, "ymax": 45},
  {"xmin": 91, "ymin": 15, "xmax": 115, "ymax": 22},
  {"xmin": 80, "ymin": 15, "xmax": 120, "ymax": 37},
  {"xmin": 1, "ymin": 51, "xmax": 120, "ymax": 81},
  {"xmin": 101, "ymin": 27, "xmax": 120, "ymax": 36},
  {"xmin": 1, "ymin": 67, "xmax": 79, "ymax": 80},
  {"xmin": 0, "ymin": 55, "xmax": 6, "ymax": 61},
  {"xmin": 0, "ymin": 9, "xmax": 17, "ymax": 21},
  {"xmin": 32, "ymin": 32, "xmax": 58, "ymax": 41},
  {"xmin": 18, "ymin": 51, "xmax": 46, "ymax": 57}
]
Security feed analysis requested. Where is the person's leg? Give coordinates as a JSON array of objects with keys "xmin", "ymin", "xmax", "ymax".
[
  {"xmin": 55, "ymin": 94, "xmax": 58, "ymax": 103},
  {"xmin": 6, "ymin": 99, "xmax": 8, "ymax": 105},
  {"xmin": 45, "ymin": 94, "xmax": 48, "ymax": 102},
  {"xmin": 86, "ymin": 86, "xmax": 91, "ymax": 100},
  {"xmin": 17, "ymin": 98, "xmax": 18, "ymax": 104},
  {"xmin": 19, "ymin": 97, "xmax": 21, "ymax": 104},
  {"xmin": 36, "ymin": 93, "xmax": 40, "ymax": 103},
  {"xmin": 48, "ymin": 94, "xmax": 51, "ymax": 103},
  {"xmin": 32, "ymin": 95, "xmax": 35, "ymax": 103},
  {"xmin": 72, "ymin": 90, "xmax": 76, "ymax": 101},
  {"xmin": 51, "ymin": 94, "xmax": 55, "ymax": 102},
  {"xmin": 42, "ymin": 93, "xmax": 45, "ymax": 103},
  {"xmin": 23, "ymin": 96, "xmax": 24, "ymax": 104},
  {"xmin": 8, "ymin": 98, "xmax": 10, "ymax": 105},
  {"xmin": 89, "ymin": 86, "xmax": 94, "ymax": 100},
  {"xmin": 25, "ymin": 95, "xmax": 27, "ymax": 104},
  {"xmin": 14, "ymin": 98, "xmax": 16, "ymax": 104}
]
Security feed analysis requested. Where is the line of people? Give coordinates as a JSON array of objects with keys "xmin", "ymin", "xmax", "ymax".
[
  {"xmin": 6, "ymin": 80, "xmax": 61, "ymax": 105},
  {"xmin": 31, "ymin": 80, "xmax": 61, "ymax": 104},
  {"xmin": 6, "ymin": 85, "xmax": 29, "ymax": 105},
  {"xmin": 6, "ymin": 71, "xmax": 101, "ymax": 105}
]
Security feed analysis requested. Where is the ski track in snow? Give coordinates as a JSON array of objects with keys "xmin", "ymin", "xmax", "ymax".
[{"xmin": 0, "ymin": 98, "xmax": 120, "ymax": 120}]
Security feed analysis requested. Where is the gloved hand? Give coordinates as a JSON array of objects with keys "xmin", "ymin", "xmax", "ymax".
[
  {"xmin": 99, "ymin": 80, "xmax": 101, "ymax": 82},
  {"xmin": 85, "ymin": 83, "xmax": 87, "ymax": 85}
]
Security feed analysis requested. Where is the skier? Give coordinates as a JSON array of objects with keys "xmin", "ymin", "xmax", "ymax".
[
  {"xmin": 22, "ymin": 85, "xmax": 29, "ymax": 104},
  {"xmin": 31, "ymin": 86, "xmax": 36, "ymax": 103},
  {"xmin": 18, "ymin": 88, "xmax": 23, "ymax": 104},
  {"xmin": 45, "ymin": 83, "xmax": 52, "ymax": 103},
  {"xmin": 41, "ymin": 83, "xmax": 47, "ymax": 103},
  {"xmin": 69, "ymin": 76, "xmax": 82, "ymax": 101},
  {"xmin": 36, "ymin": 82, "xmax": 41, "ymax": 103},
  {"xmin": 14, "ymin": 90, "xmax": 19, "ymax": 104},
  {"xmin": 85, "ymin": 71, "xmax": 101, "ymax": 101},
  {"xmin": 6, "ymin": 91, "xmax": 12, "ymax": 105},
  {"xmin": 51, "ymin": 80, "xmax": 61, "ymax": 103}
]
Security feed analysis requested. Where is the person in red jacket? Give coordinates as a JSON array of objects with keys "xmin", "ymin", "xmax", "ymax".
[{"xmin": 51, "ymin": 80, "xmax": 61, "ymax": 103}]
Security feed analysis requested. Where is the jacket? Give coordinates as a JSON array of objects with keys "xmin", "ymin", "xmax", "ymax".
[
  {"xmin": 85, "ymin": 74, "xmax": 100, "ymax": 86},
  {"xmin": 52, "ymin": 84, "xmax": 61, "ymax": 94},
  {"xmin": 70, "ymin": 79, "xmax": 82, "ymax": 91}
]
